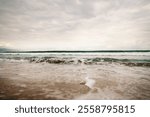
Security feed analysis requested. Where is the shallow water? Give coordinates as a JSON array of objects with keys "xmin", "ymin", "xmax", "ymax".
[{"xmin": 0, "ymin": 52, "xmax": 150, "ymax": 99}]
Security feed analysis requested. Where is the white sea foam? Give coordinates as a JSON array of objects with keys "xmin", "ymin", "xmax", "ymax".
[{"xmin": 85, "ymin": 76, "xmax": 95, "ymax": 89}]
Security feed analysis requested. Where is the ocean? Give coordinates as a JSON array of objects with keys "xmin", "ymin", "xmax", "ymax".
[
  {"xmin": 0, "ymin": 51, "xmax": 150, "ymax": 99},
  {"xmin": 0, "ymin": 51, "xmax": 150, "ymax": 67}
]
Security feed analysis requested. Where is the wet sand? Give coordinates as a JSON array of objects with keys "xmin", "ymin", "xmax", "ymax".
[{"xmin": 0, "ymin": 60, "xmax": 150, "ymax": 100}]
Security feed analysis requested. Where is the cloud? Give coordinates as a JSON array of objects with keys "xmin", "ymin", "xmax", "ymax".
[{"xmin": 0, "ymin": 0, "xmax": 150, "ymax": 50}]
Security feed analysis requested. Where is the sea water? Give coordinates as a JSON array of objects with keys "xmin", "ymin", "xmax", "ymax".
[{"xmin": 0, "ymin": 51, "xmax": 150, "ymax": 99}]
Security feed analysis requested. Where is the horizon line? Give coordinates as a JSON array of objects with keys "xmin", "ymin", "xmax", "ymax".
[{"xmin": 1, "ymin": 50, "xmax": 150, "ymax": 53}]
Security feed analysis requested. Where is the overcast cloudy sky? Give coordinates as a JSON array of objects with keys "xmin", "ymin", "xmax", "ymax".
[{"xmin": 0, "ymin": 0, "xmax": 150, "ymax": 50}]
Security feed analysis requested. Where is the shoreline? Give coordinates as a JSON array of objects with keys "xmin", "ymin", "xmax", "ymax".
[{"xmin": 0, "ymin": 60, "xmax": 150, "ymax": 100}]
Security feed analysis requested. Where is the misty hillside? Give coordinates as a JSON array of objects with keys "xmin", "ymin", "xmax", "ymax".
[{"xmin": 0, "ymin": 47, "xmax": 13, "ymax": 52}]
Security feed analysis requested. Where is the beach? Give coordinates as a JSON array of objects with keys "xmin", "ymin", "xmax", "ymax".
[{"xmin": 0, "ymin": 53, "xmax": 150, "ymax": 100}]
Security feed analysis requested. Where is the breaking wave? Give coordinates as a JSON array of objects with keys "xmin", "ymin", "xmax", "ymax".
[
  {"xmin": 0, "ymin": 52, "xmax": 150, "ymax": 67},
  {"xmin": 0, "ymin": 56, "xmax": 149, "ymax": 67}
]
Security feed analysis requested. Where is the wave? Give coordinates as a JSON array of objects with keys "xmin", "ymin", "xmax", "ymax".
[
  {"xmin": 24, "ymin": 57, "xmax": 150, "ymax": 67},
  {"xmin": 0, "ymin": 52, "xmax": 150, "ymax": 67}
]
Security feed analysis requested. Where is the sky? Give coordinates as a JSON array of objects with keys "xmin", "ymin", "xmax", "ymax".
[{"xmin": 0, "ymin": 0, "xmax": 150, "ymax": 50}]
